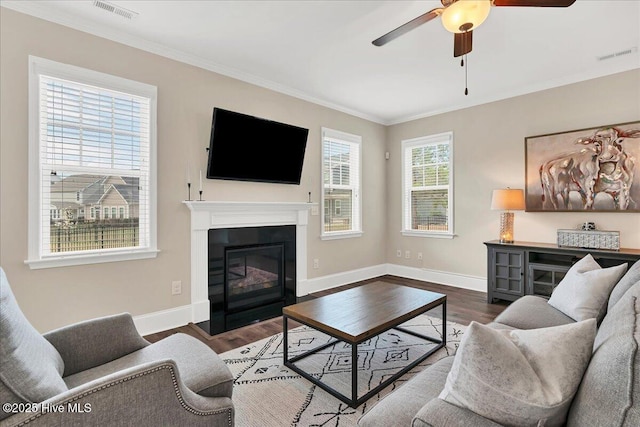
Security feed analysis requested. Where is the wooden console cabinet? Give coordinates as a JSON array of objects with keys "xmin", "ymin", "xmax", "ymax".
[{"xmin": 484, "ymin": 240, "xmax": 640, "ymax": 303}]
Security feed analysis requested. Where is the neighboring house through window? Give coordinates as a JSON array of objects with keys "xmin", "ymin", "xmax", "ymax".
[
  {"xmin": 26, "ymin": 56, "xmax": 158, "ymax": 268},
  {"xmin": 321, "ymin": 127, "xmax": 362, "ymax": 239},
  {"xmin": 402, "ymin": 132, "xmax": 454, "ymax": 238}
]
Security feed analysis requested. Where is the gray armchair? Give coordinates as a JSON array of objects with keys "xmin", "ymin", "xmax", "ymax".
[{"xmin": 0, "ymin": 268, "xmax": 234, "ymax": 426}]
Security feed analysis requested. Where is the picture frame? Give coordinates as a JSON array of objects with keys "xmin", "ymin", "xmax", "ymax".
[{"xmin": 524, "ymin": 121, "xmax": 640, "ymax": 212}]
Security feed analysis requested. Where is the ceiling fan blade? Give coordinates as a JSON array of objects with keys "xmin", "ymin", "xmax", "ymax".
[
  {"xmin": 454, "ymin": 31, "xmax": 473, "ymax": 57},
  {"xmin": 492, "ymin": 0, "xmax": 576, "ymax": 7},
  {"xmin": 372, "ymin": 8, "xmax": 442, "ymax": 47}
]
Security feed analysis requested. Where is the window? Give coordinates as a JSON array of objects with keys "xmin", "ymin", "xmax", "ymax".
[
  {"xmin": 402, "ymin": 132, "xmax": 454, "ymax": 238},
  {"xmin": 27, "ymin": 56, "xmax": 158, "ymax": 269},
  {"xmin": 321, "ymin": 127, "xmax": 361, "ymax": 239},
  {"xmin": 119, "ymin": 207, "xmax": 125, "ymax": 219}
]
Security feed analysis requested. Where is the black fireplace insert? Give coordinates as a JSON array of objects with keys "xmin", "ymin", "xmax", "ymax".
[{"xmin": 201, "ymin": 225, "xmax": 296, "ymax": 335}]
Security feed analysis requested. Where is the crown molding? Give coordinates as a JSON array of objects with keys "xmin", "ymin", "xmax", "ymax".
[
  {"xmin": 386, "ymin": 63, "xmax": 640, "ymax": 125},
  {"xmin": 1, "ymin": 2, "xmax": 387, "ymax": 125},
  {"xmin": 2, "ymin": 2, "xmax": 638, "ymax": 127}
]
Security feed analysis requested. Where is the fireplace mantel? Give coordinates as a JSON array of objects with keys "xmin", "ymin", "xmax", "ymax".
[{"xmin": 183, "ymin": 201, "xmax": 315, "ymax": 324}]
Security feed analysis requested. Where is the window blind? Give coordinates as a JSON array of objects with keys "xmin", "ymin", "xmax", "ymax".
[
  {"xmin": 402, "ymin": 133, "xmax": 453, "ymax": 234},
  {"xmin": 322, "ymin": 129, "xmax": 361, "ymax": 235},
  {"xmin": 39, "ymin": 75, "xmax": 151, "ymax": 256}
]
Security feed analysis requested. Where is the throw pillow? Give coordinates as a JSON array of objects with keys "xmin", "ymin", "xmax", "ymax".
[
  {"xmin": 548, "ymin": 254, "xmax": 627, "ymax": 322},
  {"xmin": 439, "ymin": 319, "xmax": 597, "ymax": 427},
  {"xmin": 0, "ymin": 268, "xmax": 67, "ymax": 402},
  {"xmin": 607, "ymin": 260, "xmax": 640, "ymax": 312}
]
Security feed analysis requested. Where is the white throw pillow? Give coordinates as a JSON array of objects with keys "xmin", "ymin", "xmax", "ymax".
[
  {"xmin": 439, "ymin": 320, "xmax": 597, "ymax": 427},
  {"xmin": 548, "ymin": 254, "xmax": 627, "ymax": 322}
]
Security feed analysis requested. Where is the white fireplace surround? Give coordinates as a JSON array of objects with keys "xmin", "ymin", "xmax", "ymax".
[{"xmin": 183, "ymin": 201, "xmax": 313, "ymax": 324}]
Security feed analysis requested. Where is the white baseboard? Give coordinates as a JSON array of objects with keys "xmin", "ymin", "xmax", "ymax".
[
  {"xmin": 301, "ymin": 264, "xmax": 387, "ymax": 295},
  {"xmin": 133, "ymin": 263, "xmax": 486, "ymax": 334},
  {"xmin": 385, "ymin": 264, "xmax": 487, "ymax": 293},
  {"xmin": 133, "ymin": 304, "xmax": 192, "ymax": 336}
]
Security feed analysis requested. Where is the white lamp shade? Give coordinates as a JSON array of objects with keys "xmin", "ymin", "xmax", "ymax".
[
  {"xmin": 441, "ymin": 0, "xmax": 491, "ymax": 33},
  {"xmin": 491, "ymin": 189, "xmax": 525, "ymax": 211}
]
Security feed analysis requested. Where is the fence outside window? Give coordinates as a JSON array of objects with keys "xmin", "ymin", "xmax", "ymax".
[{"xmin": 50, "ymin": 219, "xmax": 139, "ymax": 253}]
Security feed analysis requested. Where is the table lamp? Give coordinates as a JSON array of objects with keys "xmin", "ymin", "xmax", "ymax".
[{"xmin": 491, "ymin": 188, "xmax": 525, "ymax": 243}]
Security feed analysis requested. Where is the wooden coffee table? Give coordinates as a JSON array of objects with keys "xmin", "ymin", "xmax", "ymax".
[{"xmin": 282, "ymin": 282, "xmax": 446, "ymax": 408}]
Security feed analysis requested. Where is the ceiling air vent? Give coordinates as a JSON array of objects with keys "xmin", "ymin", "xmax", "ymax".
[
  {"xmin": 597, "ymin": 47, "xmax": 637, "ymax": 61},
  {"xmin": 93, "ymin": 0, "xmax": 139, "ymax": 20}
]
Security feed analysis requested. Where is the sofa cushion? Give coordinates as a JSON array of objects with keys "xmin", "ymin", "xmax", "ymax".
[
  {"xmin": 357, "ymin": 356, "xmax": 453, "ymax": 427},
  {"xmin": 492, "ymin": 295, "xmax": 575, "ymax": 329},
  {"xmin": 608, "ymin": 260, "xmax": 640, "ymax": 312},
  {"xmin": 414, "ymin": 398, "xmax": 503, "ymax": 427},
  {"xmin": 548, "ymin": 254, "xmax": 627, "ymax": 322},
  {"xmin": 439, "ymin": 320, "xmax": 596, "ymax": 427},
  {"xmin": 0, "ymin": 268, "xmax": 67, "ymax": 405},
  {"xmin": 567, "ymin": 281, "xmax": 640, "ymax": 427},
  {"xmin": 63, "ymin": 332, "xmax": 234, "ymax": 398}
]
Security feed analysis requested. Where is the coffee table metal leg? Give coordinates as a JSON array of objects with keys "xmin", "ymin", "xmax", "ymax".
[
  {"xmin": 283, "ymin": 315, "xmax": 289, "ymax": 363},
  {"xmin": 352, "ymin": 343, "xmax": 358, "ymax": 406},
  {"xmin": 442, "ymin": 300, "xmax": 447, "ymax": 345}
]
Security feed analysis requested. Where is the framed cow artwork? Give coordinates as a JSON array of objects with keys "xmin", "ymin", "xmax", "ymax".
[{"xmin": 524, "ymin": 121, "xmax": 640, "ymax": 212}]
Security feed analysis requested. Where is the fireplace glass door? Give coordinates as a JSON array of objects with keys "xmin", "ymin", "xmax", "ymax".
[{"xmin": 225, "ymin": 243, "xmax": 285, "ymax": 312}]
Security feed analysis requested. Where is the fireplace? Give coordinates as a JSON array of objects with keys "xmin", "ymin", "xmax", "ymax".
[
  {"xmin": 206, "ymin": 225, "xmax": 296, "ymax": 334},
  {"xmin": 183, "ymin": 201, "xmax": 313, "ymax": 334}
]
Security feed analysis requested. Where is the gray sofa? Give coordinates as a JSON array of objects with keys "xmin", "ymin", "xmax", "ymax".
[
  {"xmin": 0, "ymin": 268, "xmax": 234, "ymax": 427},
  {"xmin": 359, "ymin": 260, "xmax": 640, "ymax": 427}
]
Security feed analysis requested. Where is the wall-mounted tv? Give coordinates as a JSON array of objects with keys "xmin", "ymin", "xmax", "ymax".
[{"xmin": 206, "ymin": 108, "xmax": 309, "ymax": 185}]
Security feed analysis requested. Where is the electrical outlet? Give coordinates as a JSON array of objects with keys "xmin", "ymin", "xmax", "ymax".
[
  {"xmin": 417, "ymin": 252, "xmax": 423, "ymax": 260},
  {"xmin": 405, "ymin": 250, "xmax": 411, "ymax": 259},
  {"xmin": 313, "ymin": 259, "xmax": 320, "ymax": 269},
  {"xmin": 171, "ymin": 280, "xmax": 182, "ymax": 295},
  {"xmin": 311, "ymin": 205, "xmax": 319, "ymax": 216},
  {"xmin": 396, "ymin": 249, "xmax": 402, "ymax": 258}
]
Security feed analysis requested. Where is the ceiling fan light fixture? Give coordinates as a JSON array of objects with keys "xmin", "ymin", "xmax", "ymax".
[{"xmin": 441, "ymin": 0, "xmax": 491, "ymax": 33}]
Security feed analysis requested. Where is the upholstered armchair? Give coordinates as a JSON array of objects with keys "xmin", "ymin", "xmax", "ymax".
[{"xmin": 0, "ymin": 268, "xmax": 234, "ymax": 426}]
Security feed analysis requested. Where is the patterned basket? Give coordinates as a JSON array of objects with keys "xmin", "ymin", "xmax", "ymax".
[{"xmin": 557, "ymin": 229, "xmax": 620, "ymax": 250}]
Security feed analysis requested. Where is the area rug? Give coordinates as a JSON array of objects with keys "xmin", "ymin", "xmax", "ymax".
[{"xmin": 220, "ymin": 314, "xmax": 466, "ymax": 427}]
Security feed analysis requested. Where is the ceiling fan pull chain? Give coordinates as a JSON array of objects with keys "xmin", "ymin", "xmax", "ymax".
[{"xmin": 464, "ymin": 54, "xmax": 469, "ymax": 96}]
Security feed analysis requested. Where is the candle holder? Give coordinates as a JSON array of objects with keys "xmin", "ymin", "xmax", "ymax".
[
  {"xmin": 199, "ymin": 190, "xmax": 203, "ymax": 201},
  {"xmin": 187, "ymin": 182, "xmax": 191, "ymax": 201}
]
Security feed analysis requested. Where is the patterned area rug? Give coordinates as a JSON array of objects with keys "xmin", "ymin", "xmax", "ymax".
[{"xmin": 220, "ymin": 314, "xmax": 466, "ymax": 426}]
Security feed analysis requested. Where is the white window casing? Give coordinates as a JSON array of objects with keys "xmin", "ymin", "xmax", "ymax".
[
  {"xmin": 26, "ymin": 56, "xmax": 158, "ymax": 269},
  {"xmin": 401, "ymin": 132, "xmax": 454, "ymax": 239},
  {"xmin": 321, "ymin": 127, "xmax": 362, "ymax": 240}
]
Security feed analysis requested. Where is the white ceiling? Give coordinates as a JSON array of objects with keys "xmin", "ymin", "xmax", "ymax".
[{"xmin": 3, "ymin": 0, "xmax": 639, "ymax": 124}]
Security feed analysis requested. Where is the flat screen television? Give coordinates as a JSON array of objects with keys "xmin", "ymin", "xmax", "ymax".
[{"xmin": 206, "ymin": 108, "xmax": 309, "ymax": 184}]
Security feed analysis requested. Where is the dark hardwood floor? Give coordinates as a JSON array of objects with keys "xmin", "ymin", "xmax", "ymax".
[{"xmin": 144, "ymin": 275, "xmax": 508, "ymax": 353}]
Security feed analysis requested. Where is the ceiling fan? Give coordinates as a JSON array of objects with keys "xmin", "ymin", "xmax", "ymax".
[{"xmin": 372, "ymin": 0, "xmax": 576, "ymax": 93}]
